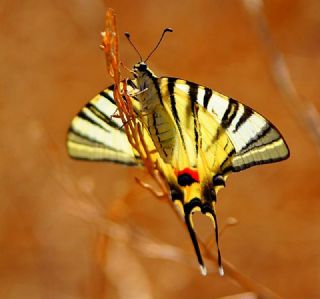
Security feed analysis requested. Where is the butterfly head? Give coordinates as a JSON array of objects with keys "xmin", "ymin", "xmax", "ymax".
[
  {"xmin": 132, "ymin": 62, "xmax": 156, "ymax": 79},
  {"xmin": 133, "ymin": 62, "xmax": 147, "ymax": 72}
]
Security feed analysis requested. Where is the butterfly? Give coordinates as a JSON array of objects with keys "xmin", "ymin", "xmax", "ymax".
[{"xmin": 67, "ymin": 28, "xmax": 290, "ymax": 276}]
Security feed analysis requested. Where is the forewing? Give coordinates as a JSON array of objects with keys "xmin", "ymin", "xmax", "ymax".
[
  {"xmin": 162, "ymin": 77, "xmax": 290, "ymax": 174},
  {"xmin": 199, "ymin": 90, "xmax": 290, "ymax": 172},
  {"xmin": 67, "ymin": 79, "xmax": 142, "ymax": 166}
]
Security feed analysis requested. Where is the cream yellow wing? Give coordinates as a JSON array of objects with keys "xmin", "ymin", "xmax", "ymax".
[{"xmin": 67, "ymin": 80, "xmax": 144, "ymax": 165}]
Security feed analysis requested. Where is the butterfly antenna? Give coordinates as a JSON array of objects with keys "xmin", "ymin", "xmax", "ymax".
[
  {"xmin": 145, "ymin": 28, "xmax": 173, "ymax": 62},
  {"xmin": 124, "ymin": 32, "xmax": 143, "ymax": 62}
]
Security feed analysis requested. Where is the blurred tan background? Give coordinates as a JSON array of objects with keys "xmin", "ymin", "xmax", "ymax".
[{"xmin": 1, "ymin": 1, "xmax": 320, "ymax": 298}]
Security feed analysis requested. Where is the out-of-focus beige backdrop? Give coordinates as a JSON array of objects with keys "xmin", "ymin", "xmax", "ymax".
[{"xmin": 1, "ymin": 1, "xmax": 319, "ymax": 298}]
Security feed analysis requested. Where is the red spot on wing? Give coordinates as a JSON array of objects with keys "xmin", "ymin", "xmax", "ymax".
[{"xmin": 175, "ymin": 168, "xmax": 200, "ymax": 183}]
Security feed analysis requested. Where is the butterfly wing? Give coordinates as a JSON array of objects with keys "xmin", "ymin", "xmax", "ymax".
[
  {"xmin": 156, "ymin": 76, "xmax": 289, "ymax": 275},
  {"xmin": 161, "ymin": 77, "xmax": 290, "ymax": 174},
  {"xmin": 67, "ymin": 80, "xmax": 143, "ymax": 166},
  {"xmin": 196, "ymin": 85, "xmax": 290, "ymax": 172}
]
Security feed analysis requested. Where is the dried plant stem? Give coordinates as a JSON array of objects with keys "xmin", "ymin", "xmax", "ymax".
[{"xmin": 101, "ymin": 9, "xmax": 169, "ymax": 199}]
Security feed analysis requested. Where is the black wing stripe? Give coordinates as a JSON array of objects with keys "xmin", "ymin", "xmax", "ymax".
[
  {"xmin": 219, "ymin": 148, "xmax": 236, "ymax": 171},
  {"xmin": 152, "ymin": 112, "xmax": 168, "ymax": 157},
  {"xmin": 241, "ymin": 137, "xmax": 282, "ymax": 155},
  {"xmin": 99, "ymin": 90, "xmax": 115, "ymax": 104},
  {"xmin": 232, "ymin": 154, "xmax": 286, "ymax": 172},
  {"xmin": 85, "ymin": 103, "xmax": 124, "ymax": 132},
  {"xmin": 240, "ymin": 124, "xmax": 272, "ymax": 152},
  {"xmin": 203, "ymin": 87, "xmax": 212, "ymax": 109},
  {"xmin": 69, "ymin": 127, "xmax": 126, "ymax": 153},
  {"xmin": 77, "ymin": 110, "xmax": 110, "ymax": 133},
  {"xmin": 68, "ymin": 135, "xmax": 138, "ymax": 165},
  {"xmin": 151, "ymin": 76, "xmax": 164, "ymax": 106},
  {"xmin": 168, "ymin": 77, "xmax": 186, "ymax": 149},
  {"xmin": 221, "ymin": 98, "xmax": 239, "ymax": 129},
  {"xmin": 127, "ymin": 79, "xmax": 138, "ymax": 89},
  {"xmin": 233, "ymin": 107, "xmax": 253, "ymax": 133},
  {"xmin": 69, "ymin": 154, "xmax": 138, "ymax": 165},
  {"xmin": 188, "ymin": 81, "xmax": 200, "ymax": 154},
  {"xmin": 187, "ymin": 81, "xmax": 199, "ymax": 103}
]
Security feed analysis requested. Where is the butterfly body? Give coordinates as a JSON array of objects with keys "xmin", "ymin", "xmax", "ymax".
[
  {"xmin": 133, "ymin": 63, "xmax": 178, "ymax": 164},
  {"xmin": 67, "ymin": 61, "xmax": 289, "ymax": 275}
]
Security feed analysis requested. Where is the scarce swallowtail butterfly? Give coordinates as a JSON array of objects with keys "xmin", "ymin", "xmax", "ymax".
[{"xmin": 67, "ymin": 28, "xmax": 290, "ymax": 276}]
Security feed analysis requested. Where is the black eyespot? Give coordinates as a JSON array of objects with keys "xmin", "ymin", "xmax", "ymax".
[
  {"xmin": 178, "ymin": 173, "xmax": 197, "ymax": 186},
  {"xmin": 170, "ymin": 185, "xmax": 183, "ymax": 201},
  {"xmin": 202, "ymin": 184, "xmax": 216, "ymax": 202},
  {"xmin": 213, "ymin": 175, "xmax": 225, "ymax": 187}
]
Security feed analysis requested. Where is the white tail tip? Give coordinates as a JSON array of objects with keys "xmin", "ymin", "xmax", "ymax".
[
  {"xmin": 219, "ymin": 266, "xmax": 224, "ymax": 277},
  {"xmin": 200, "ymin": 265, "xmax": 207, "ymax": 276}
]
